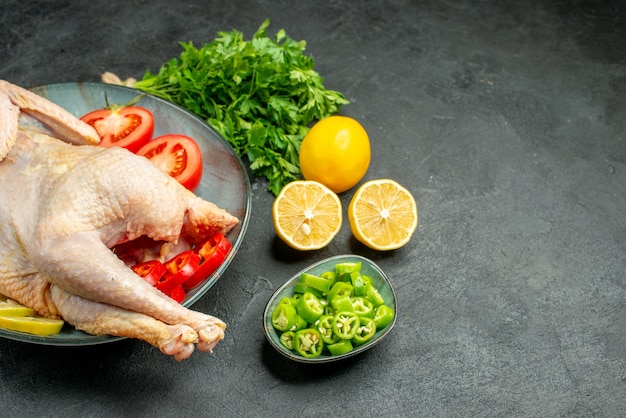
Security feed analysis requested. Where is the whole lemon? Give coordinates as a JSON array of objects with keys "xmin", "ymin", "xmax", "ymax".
[{"xmin": 299, "ymin": 116, "xmax": 371, "ymax": 193}]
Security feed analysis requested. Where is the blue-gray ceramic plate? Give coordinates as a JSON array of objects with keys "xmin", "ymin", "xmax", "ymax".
[
  {"xmin": 0, "ymin": 82, "xmax": 251, "ymax": 346},
  {"xmin": 263, "ymin": 255, "xmax": 397, "ymax": 363}
]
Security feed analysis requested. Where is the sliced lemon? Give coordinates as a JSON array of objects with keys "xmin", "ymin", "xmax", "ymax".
[
  {"xmin": 272, "ymin": 180, "xmax": 342, "ymax": 250},
  {"xmin": 0, "ymin": 316, "xmax": 64, "ymax": 336},
  {"xmin": 0, "ymin": 303, "xmax": 36, "ymax": 317},
  {"xmin": 348, "ymin": 179, "xmax": 418, "ymax": 251}
]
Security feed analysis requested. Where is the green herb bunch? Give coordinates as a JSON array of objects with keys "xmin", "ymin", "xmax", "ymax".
[{"xmin": 134, "ymin": 19, "xmax": 349, "ymax": 195}]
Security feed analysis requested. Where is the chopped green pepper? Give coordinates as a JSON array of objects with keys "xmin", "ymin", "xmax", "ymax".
[
  {"xmin": 335, "ymin": 262, "xmax": 362, "ymax": 282},
  {"xmin": 293, "ymin": 282, "xmax": 323, "ymax": 298},
  {"xmin": 332, "ymin": 311, "xmax": 360, "ymax": 339},
  {"xmin": 327, "ymin": 339, "xmax": 353, "ymax": 355},
  {"xmin": 296, "ymin": 291, "xmax": 324, "ymax": 323},
  {"xmin": 350, "ymin": 296, "xmax": 374, "ymax": 318},
  {"xmin": 335, "ymin": 262, "xmax": 362, "ymax": 275},
  {"xmin": 293, "ymin": 328, "xmax": 324, "ymax": 358},
  {"xmin": 320, "ymin": 271, "xmax": 337, "ymax": 287},
  {"xmin": 271, "ymin": 302, "xmax": 299, "ymax": 332},
  {"xmin": 331, "ymin": 294, "xmax": 354, "ymax": 313},
  {"xmin": 327, "ymin": 281, "xmax": 354, "ymax": 302},
  {"xmin": 365, "ymin": 282, "xmax": 385, "ymax": 306},
  {"xmin": 300, "ymin": 273, "xmax": 332, "ymax": 293},
  {"xmin": 277, "ymin": 297, "xmax": 298, "ymax": 307},
  {"xmin": 350, "ymin": 272, "xmax": 367, "ymax": 296},
  {"xmin": 279, "ymin": 331, "xmax": 295, "ymax": 350},
  {"xmin": 351, "ymin": 317, "xmax": 377, "ymax": 346},
  {"xmin": 293, "ymin": 314, "xmax": 307, "ymax": 331},
  {"xmin": 315, "ymin": 315, "xmax": 340, "ymax": 345},
  {"xmin": 373, "ymin": 305, "xmax": 395, "ymax": 329}
]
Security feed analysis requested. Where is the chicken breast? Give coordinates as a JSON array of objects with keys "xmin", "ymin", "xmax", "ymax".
[{"xmin": 0, "ymin": 80, "xmax": 239, "ymax": 361}]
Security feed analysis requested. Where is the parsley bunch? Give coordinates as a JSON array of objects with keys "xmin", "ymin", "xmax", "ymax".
[{"xmin": 134, "ymin": 19, "xmax": 349, "ymax": 195}]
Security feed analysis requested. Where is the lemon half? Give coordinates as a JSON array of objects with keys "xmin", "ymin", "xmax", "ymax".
[
  {"xmin": 348, "ymin": 179, "xmax": 418, "ymax": 251},
  {"xmin": 272, "ymin": 180, "xmax": 342, "ymax": 250}
]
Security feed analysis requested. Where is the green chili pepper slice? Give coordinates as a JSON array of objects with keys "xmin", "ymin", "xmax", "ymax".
[
  {"xmin": 373, "ymin": 305, "xmax": 395, "ymax": 329},
  {"xmin": 350, "ymin": 272, "xmax": 367, "ymax": 296},
  {"xmin": 335, "ymin": 262, "xmax": 362, "ymax": 282},
  {"xmin": 327, "ymin": 281, "xmax": 354, "ymax": 302},
  {"xmin": 331, "ymin": 294, "xmax": 354, "ymax": 313},
  {"xmin": 350, "ymin": 296, "xmax": 374, "ymax": 318},
  {"xmin": 364, "ymin": 282, "xmax": 385, "ymax": 306},
  {"xmin": 293, "ymin": 314, "xmax": 307, "ymax": 331},
  {"xmin": 315, "ymin": 315, "xmax": 340, "ymax": 345},
  {"xmin": 332, "ymin": 311, "xmax": 360, "ymax": 339},
  {"xmin": 293, "ymin": 328, "xmax": 324, "ymax": 358},
  {"xmin": 335, "ymin": 262, "xmax": 362, "ymax": 275},
  {"xmin": 296, "ymin": 291, "xmax": 324, "ymax": 323},
  {"xmin": 277, "ymin": 297, "xmax": 298, "ymax": 307},
  {"xmin": 327, "ymin": 339, "xmax": 353, "ymax": 356},
  {"xmin": 351, "ymin": 317, "xmax": 377, "ymax": 346},
  {"xmin": 293, "ymin": 282, "xmax": 323, "ymax": 298},
  {"xmin": 300, "ymin": 273, "xmax": 332, "ymax": 293},
  {"xmin": 271, "ymin": 303, "xmax": 299, "ymax": 332},
  {"xmin": 320, "ymin": 271, "xmax": 337, "ymax": 287},
  {"xmin": 279, "ymin": 331, "xmax": 295, "ymax": 350}
]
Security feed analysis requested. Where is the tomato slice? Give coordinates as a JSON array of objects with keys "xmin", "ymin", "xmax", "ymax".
[
  {"xmin": 80, "ymin": 106, "xmax": 154, "ymax": 153},
  {"xmin": 183, "ymin": 233, "xmax": 232, "ymax": 290},
  {"xmin": 137, "ymin": 134, "xmax": 203, "ymax": 191}
]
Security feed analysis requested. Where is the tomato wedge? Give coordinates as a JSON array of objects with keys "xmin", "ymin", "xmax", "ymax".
[
  {"xmin": 137, "ymin": 134, "xmax": 203, "ymax": 191},
  {"xmin": 183, "ymin": 233, "xmax": 232, "ymax": 289},
  {"xmin": 80, "ymin": 106, "xmax": 154, "ymax": 153}
]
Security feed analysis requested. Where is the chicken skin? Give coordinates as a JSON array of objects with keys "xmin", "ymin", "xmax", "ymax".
[{"xmin": 0, "ymin": 80, "xmax": 239, "ymax": 360}]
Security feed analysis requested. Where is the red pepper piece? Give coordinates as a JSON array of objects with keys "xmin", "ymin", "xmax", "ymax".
[
  {"xmin": 168, "ymin": 284, "xmax": 187, "ymax": 303},
  {"xmin": 183, "ymin": 233, "xmax": 232, "ymax": 289},
  {"xmin": 164, "ymin": 250, "xmax": 201, "ymax": 277},
  {"xmin": 156, "ymin": 250, "xmax": 200, "ymax": 298},
  {"xmin": 131, "ymin": 260, "xmax": 166, "ymax": 286}
]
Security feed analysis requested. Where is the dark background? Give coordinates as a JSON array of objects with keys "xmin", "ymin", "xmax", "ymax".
[{"xmin": 1, "ymin": 0, "xmax": 625, "ymax": 416}]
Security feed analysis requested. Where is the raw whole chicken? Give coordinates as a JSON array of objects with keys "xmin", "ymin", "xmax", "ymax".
[{"xmin": 0, "ymin": 80, "xmax": 239, "ymax": 361}]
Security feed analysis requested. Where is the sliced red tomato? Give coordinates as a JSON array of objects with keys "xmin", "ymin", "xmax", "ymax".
[
  {"xmin": 183, "ymin": 233, "xmax": 232, "ymax": 290},
  {"xmin": 137, "ymin": 134, "xmax": 203, "ymax": 191},
  {"xmin": 131, "ymin": 260, "xmax": 166, "ymax": 286},
  {"xmin": 80, "ymin": 106, "xmax": 154, "ymax": 153}
]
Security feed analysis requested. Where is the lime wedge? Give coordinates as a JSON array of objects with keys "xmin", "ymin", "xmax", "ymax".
[{"xmin": 0, "ymin": 315, "xmax": 64, "ymax": 336}]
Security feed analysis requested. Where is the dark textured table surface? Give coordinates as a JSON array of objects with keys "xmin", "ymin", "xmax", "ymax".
[{"xmin": 1, "ymin": 1, "xmax": 625, "ymax": 416}]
